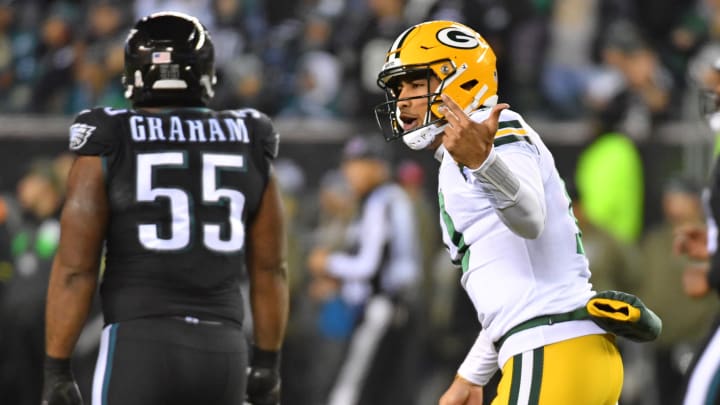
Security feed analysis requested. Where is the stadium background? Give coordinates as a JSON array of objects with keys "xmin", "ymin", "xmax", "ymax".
[{"xmin": 1, "ymin": 0, "xmax": 720, "ymax": 404}]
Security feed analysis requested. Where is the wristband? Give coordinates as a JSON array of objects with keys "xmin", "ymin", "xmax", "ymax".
[
  {"xmin": 251, "ymin": 346, "xmax": 280, "ymax": 369},
  {"xmin": 44, "ymin": 355, "xmax": 72, "ymax": 373}
]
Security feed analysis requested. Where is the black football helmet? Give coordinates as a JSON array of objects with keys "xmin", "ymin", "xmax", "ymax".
[{"xmin": 123, "ymin": 11, "xmax": 216, "ymax": 107}]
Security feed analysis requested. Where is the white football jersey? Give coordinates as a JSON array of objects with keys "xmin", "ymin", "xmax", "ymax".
[{"xmin": 438, "ymin": 108, "xmax": 604, "ymax": 371}]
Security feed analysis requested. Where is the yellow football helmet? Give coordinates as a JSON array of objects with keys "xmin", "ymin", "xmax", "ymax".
[{"xmin": 374, "ymin": 20, "xmax": 498, "ymax": 150}]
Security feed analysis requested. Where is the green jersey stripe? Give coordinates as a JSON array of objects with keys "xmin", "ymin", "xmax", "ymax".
[
  {"xmin": 498, "ymin": 119, "xmax": 523, "ymax": 130},
  {"xmin": 494, "ymin": 134, "xmax": 531, "ymax": 147}
]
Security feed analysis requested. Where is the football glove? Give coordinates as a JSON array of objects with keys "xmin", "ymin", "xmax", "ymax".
[
  {"xmin": 586, "ymin": 290, "xmax": 662, "ymax": 342},
  {"xmin": 41, "ymin": 356, "xmax": 83, "ymax": 405},
  {"xmin": 246, "ymin": 346, "xmax": 281, "ymax": 405}
]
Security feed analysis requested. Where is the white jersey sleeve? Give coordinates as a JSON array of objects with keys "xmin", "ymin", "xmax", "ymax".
[
  {"xmin": 457, "ymin": 329, "xmax": 498, "ymax": 386},
  {"xmin": 468, "ymin": 145, "xmax": 546, "ymax": 239}
]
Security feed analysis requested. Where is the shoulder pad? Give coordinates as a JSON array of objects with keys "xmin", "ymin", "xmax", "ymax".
[
  {"xmin": 232, "ymin": 109, "xmax": 279, "ymax": 160},
  {"xmin": 69, "ymin": 107, "xmax": 126, "ymax": 155}
]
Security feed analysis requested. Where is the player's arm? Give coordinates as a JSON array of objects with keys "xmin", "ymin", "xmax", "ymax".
[
  {"xmin": 439, "ymin": 375, "xmax": 484, "ymax": 405},
  {"xmin": 323, "ymin": 196, "xmax": 388, "ymax": 280},
  {"xmin": 245, "ymin": 172, "xmax": 288, "ymax": 405},
  {"xmin": 441, "ymin": 95, "xmax": 545, "ymax": 239},
  {"xmin": 44, "ymin": 156, "xmax": 107, "ymax": 405},
  {"xmin": 440, "ymin": 330, "xmax": 495, "ymax": 405},
  {"xmin": 46, "ymin": 156, "xmax": 107, "ymax": 358},
  {"xmin": 470, "ymin": 147, "xmax": 546, "ymax": 239},
  {"xmin": 247, "ymin": 173, "xmax": 289, "ymax": 351}
]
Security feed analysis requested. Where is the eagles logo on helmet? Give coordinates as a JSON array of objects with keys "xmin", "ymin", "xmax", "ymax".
[
  {"xmin": 374, "ymin": 20, "xmax": 498, "ymax": 150},
  {"xmin": 123, "ymin": 11, "xmax": 217, "ymax": 107}
]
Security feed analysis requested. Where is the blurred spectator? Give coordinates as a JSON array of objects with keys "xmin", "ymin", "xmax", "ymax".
[
  {"xmin": 332, "ymin": 0, "xmax": 409, "ymax": 117},
  {"xmin": 541, "ymin": 0, "xmax": 601, "ymax": 118},
  {"xmin": 575, "ymin": 126, "xmax": 645, "ymax": 245},
  {"xmin": 462, "ymin": 0, "xmax": 551, "ymax": 112},
  {"xmin": 0, "ymin": 0, "xmax": 41, "ymax": 112},
  {"xmin": 307, "ymin": 135, "xmax": 421, "ymax": 405},
  {"xmin": 688, "ymin": 45, "xmax": 720, "ymax": 152},
  {"xmin": 289, "ymin": 169, "xmax": 356, "ymax": 405},
  {"xmin": 212, "ymin": 0, "xmax": 268, "ymax": 60},
  {"xmin": 28, "ymin": 2, "xmax": 79, "ymax": 113},
  {"xmin": 586, "ymin": 20, "xmax": 675, "ymax": 140},
  {"xmin": 134, "ymin": 0, "xmax": 215, "ymax": 30},
  {"xmin": 395, "ymin": 159, "xmax": 438, "ymax": 284},
  {"xmin": 0, "ymin": 159, "xmax": 65, "ymax": 405},
  {"xmin": 278, "ymin": 50, "xmax": 342, "ymax": 118},
  {"xmin": 69, "ymin": 0, "xmax": 129, "ymax": 110},
  {"xmin": 209, "ymin": 0, "xmax": 270, "ymax": 114},
  {"xmin": 210, "ymin": 53, "xmax": 269, "ymax": 112},
  {"xmin": 568, "ymin": 181, "xmax": 641, "ymax": 294},
  {"xmin": 0, "ymin": 2, "xmax": 14, "ymax": 107},
  {"xmin": 639, "ymin": 176, "xmax": 720, "ymax": 405}
]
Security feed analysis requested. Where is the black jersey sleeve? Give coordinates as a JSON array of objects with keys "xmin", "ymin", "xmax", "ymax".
[
  {"xmin": 239, "ymin": 108, "xmax": 279, "ymax": 180},
  {"xmin": 68, "ymin": 107, "xmax": 123, "ymax": 157}
]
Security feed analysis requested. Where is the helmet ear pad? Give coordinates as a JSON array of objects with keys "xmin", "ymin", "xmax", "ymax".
[{"xmin": 123, "ymin": 11, "xmax": 216, "ymax": 107}]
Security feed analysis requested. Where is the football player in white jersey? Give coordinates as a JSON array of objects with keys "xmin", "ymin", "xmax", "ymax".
[{"xmin": 373, "ymin": 20, "xmax": 625, "ymax": 404}]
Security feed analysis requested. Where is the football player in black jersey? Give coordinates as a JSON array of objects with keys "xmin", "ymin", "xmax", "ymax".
[{"xmin": 41, "ymin": 11, "xmax": 288, "ymax": 405}]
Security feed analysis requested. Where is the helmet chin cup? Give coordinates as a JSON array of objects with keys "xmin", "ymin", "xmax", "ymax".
[{"xmin": 402, "ymin": 123, "xmax": 446, "ymax": 150}]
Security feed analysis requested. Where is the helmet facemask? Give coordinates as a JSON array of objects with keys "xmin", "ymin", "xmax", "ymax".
[
  {"xmin": 373, "ymin": 20, "xmax": 499, "ymax": 150},
  {"xmin": 374, "ymin": 62, "xmax": 452, "ymax": 150}
]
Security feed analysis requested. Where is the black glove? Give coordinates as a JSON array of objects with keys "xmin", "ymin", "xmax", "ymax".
[
  {"xmin": 246, "ymin": 346, "xmax": 281, "ymax": 405},
  {"xmin": 41, "ymin": 355, "xmax": 83, "ymax": 405}
]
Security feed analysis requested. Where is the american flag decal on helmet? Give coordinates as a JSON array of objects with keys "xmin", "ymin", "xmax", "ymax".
[
  {"xmin": 69, "ymin": 123, "xmax": 97, "ymax": 150},
  {"xmin": 152, "ymin": 51, "xmax": 171, "ymax": 64}
]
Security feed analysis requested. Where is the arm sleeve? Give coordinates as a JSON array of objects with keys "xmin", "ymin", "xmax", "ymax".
[
  {"xmin": 469, "ymin": 146, "xmax": 546, "ymax": 239},
  {"xmin": 457, "ymin": 329, "xmax": 499, "ymax": 386},
  {"xmin": 326, "ymin": 192, "xmax": 388, "ymax": 281}
]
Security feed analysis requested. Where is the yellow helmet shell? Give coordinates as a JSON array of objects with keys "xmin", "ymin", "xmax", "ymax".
[{"xmin": 379, "ymin": 20, "xmax": 498, "ymax": 118}]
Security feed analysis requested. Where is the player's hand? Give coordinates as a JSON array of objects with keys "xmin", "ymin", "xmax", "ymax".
[
  {"xmin": 440, "ymin": 93, "xmax": 509, "ymax": 170},
  {"xmin": 307, "ymin": 248, "xmax": 330, "ymax": 276},
  {"xmin": 683, "ymin": 262, "xmax": 711, "ymax": 298},
  {"xmin": 308, "ymin": 275, "xmax": 340, "ymax": 301},
  {"xmin": 246, "ymin": 347, "xmax": 281, "ymax": 405},
  {"xmin": 673, "ymin": 224, "xmax": 709, "ymax": 260},
  {"xmin": 41, "ymin": 356, "xmax": 83, "ymax": 405},
  {"xmin": 439, "ymin": 375, "xmax": 483, "ymax": 405}
]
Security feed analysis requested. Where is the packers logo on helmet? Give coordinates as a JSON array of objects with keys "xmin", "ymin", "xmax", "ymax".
[
  {"xmin": 436, "ymin": 27, "xmax": 480, "ymax": 49},
  {"xmin": 374, "ymin": 21, "xmax": 498, "ymax": 150}
]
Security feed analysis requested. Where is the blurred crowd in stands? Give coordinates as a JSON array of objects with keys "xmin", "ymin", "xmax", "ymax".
[
  {"xmin": 1, "ymin": 0, "xmax": 720, "ymax": 137},
  {"xmin": 3, "ymin": 0, "xmax": 720, "ymax": 404}
]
